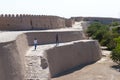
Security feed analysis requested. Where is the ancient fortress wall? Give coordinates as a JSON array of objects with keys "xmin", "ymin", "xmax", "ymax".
[
  {"xmin": 0, "ymin": 34, "xmax": 29, "ymax": 80},
  {"xmin": 0, "ymin": 32, "xmax": 101, "ymax": 79},
  {"xmin": 26, "ymin": 31, "xmax": 85, "ymax": 46},
  {"xmin": 0, "ymin": 31, "xmax": 102, "ymax": 79},
  {"xmin": 0, "ymin": 30, "xmax": 85, "ymax": 80},
  {"xmin": 65, "ymin": 19, "xmax": 74, "ymax": 27},
  {"xmin": 46, "ymin": 40, "xmax": 102, "ymax": 77},
  {"xmin": 0, "ymin": 15, "xmax": 72, "ymax": 31}
]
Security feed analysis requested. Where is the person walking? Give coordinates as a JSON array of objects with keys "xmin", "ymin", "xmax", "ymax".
[
  {"xmin": 56, "ymin": 33, "xmax": 59, "ymax": 46},
  {"xmin": 34, "ymin": 38, "xmax": 38, "ymax": 50}
]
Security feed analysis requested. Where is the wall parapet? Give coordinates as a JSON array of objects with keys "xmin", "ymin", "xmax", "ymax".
[
  {"xmin": 46, "ymin": 40, "xmax": 102, "ymax": 77},
  {"xmin": 0, "ymin": 14, "xmax": 73, "ymax": 31}
]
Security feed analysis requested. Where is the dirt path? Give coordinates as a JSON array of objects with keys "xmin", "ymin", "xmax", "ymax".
[
  {"xmin": 24, "ymin": 40, "xmax": 84, "ymax": 80},
  {"xmin": 51, "ymin": 50, "xmax": 120, "ymax": 80},
  {"xmin": 25, "ymin": 44, "xmax": 56, "ymax": 80}
]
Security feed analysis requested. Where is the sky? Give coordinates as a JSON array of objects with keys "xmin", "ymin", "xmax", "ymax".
[{"xmin": 0, "ymin": 0, "xmax": 120, "ymax": 18}]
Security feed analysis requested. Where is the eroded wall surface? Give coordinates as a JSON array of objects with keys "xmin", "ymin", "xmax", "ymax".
[
  {"xmin": 26, "ymin": 31, "xmax": 85, "ymax": 46},
  {"xmin": 0, "ymin": 15, "xmax": 70, "ymax": 30},
  {"xmin": 0, "ymin": 30, "xmax": 85, "ymax": 80},
  {"xmin": 46, "ymin": 40, "xmax": 102, "ymax": 77},
  {"xmin": 0, "ymin": 31, "xmax": 102, "ymax": 80},
  {"xmin": 65, "ymin": 19, "xmax": 74, "ymax": 27},
  {"xmin": 0, "ymin": 34, "xmax": 29, "ymax": 80}
]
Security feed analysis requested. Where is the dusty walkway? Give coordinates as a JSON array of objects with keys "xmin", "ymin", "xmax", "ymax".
[
  {"xmin": 24, "ymin": 40, "xmax": 91, "ymax": 80},
  {"xmin": 25, "ymin": 44, "xmax": 57, "ymax": 80},
  {"xmin": 25, "ymin": 42, "xmax": 74, "ymax": 80},
  {"xmin": 51, "ymin": 50, "xmax": 120, "ymax": 80}
]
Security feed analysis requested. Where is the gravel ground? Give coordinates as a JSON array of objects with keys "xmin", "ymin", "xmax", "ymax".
[{"xmin": 51, "ymin": 50, "xmax": 120, "ymax": 80}]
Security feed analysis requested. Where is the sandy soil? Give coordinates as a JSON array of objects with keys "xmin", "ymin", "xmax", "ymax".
[{"xmin": 51, "ymin": 50, "xmax": 120, "ymax": 80}]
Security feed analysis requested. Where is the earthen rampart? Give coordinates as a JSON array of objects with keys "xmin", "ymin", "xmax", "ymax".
[
  {"xmin": 26, "ymin": 31, "xmax": 85, "ymax": 46},
  {"xmin": 0, "ymin": 14, "xmax": 73, "ymax": 31},
  {"xmin": 65, "ymin": 19, "xmax": 75, "ymax": 27},
  {"xmin": 0, "ymin": 30, "xmax": 85, "ymax": 80},
  {"xmin": 0, "ymin": 30, "xmax": 102, "ymax": 80},
  {"xmin": 46, "ymin": 40, "xmax": 102, "ymax": 77},
  {"xmin": 0, "ymin": 34, "xmax": 29, "ymax": 80}
]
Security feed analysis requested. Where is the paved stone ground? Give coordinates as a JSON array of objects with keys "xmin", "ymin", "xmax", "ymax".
[{"xmin": 51, "ymin": 50, "xmax": 120, "ymax": 80}]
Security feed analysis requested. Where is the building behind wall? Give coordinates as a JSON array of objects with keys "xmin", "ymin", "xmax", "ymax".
[{"xmin": 71, "ymin": 16, "xmax": 120, "ymax": 24}]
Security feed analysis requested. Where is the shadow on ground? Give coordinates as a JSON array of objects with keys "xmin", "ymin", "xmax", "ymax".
[
  {"xmin": 53, "ymin": 61, "xmax": 96, "ymax": 78},
  {"xmin": 111, "ymin": 65, "xmax": 120, "ymax": 72}
]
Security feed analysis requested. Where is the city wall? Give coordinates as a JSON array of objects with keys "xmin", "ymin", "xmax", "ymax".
[
  {"xmin": 46, "ymin": 40, "xmax": 102, "ymax": 77},
  {"xmin": 0, "ymin": 14, "xmax": 73, "ymax": 31},
  {"xmin": 0, "ymin": 14, "xmax": 103, "ymax": 80},
  {"xmin": 26, "ymin": 31, "xmax": 85, "ymax": 46},
  {"xmin": 0, "ymin": 31, "xmax": 102, "ymax": 79},
  {"xmin": 0, "ymin": 30, "xmax": 85, "ymax": 80},
  {"xmin": 0, "ymin": 34, "xmax": 29, "ymax": 80},
  {"xmin": 65, "ymin": 19, "xmax": 74, "ymax": 27}
]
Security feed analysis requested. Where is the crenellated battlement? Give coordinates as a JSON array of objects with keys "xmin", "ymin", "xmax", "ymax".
[
  {"xmin": 0, "ymin": 14, "xmax": 61, "ymax": 17},
  {"xmin": 0, "ymin": 14, "xmax": 73, "ymax": 31}
]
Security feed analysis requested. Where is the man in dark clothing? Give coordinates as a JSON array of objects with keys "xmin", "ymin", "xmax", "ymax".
[{"xmin": 56, "ymin": 34, "xmax": 59, "ymax": 46}]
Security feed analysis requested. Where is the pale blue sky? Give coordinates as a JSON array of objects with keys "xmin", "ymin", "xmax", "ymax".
[{"xmin": 0, "ymin": 0, "xmax": 120, "ymax": 18}]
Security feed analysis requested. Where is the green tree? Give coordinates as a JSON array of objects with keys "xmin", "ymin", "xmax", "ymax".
[
  {"xmin": 86, "ymin": 22, "xmax": 102, "ymax": 36},
  {"xmin": 86, "ymin": 22, "xmax": 119, "ymax": 49},
  {"xmin": 93, "ymin": 26, "xmax": 109, "ymax": 40},
  {"xmin": 111, "ymin": 37, "xmax": 120, "ymax": 71},
  {"xmin": 86, "ymin": 21, "xmax": 120, "ymax": 70},
  {"xmin": 110, "ymin": 21, "xmax": 120, "ymax": 26},
  {"xmin": 87, "ymin": 22, "xmax": 110, "ymax": 46}
]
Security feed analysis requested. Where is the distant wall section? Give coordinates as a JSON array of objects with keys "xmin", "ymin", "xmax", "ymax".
[
  {"xmin": 0, "ymin": 15, "xmax": 71, "ymax": 31},
  {"xmin": 71, "ymin": 17, "xmax": 120, "ymax": 24},
  {"xmin": 65, "ymin": 19, "xmax": 75, "ymax": 27}
]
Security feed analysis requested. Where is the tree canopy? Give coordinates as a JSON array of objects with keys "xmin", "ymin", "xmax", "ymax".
[{"xmin": 86, "ymin": 21, "xmax": 120, "ymax": 67}]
